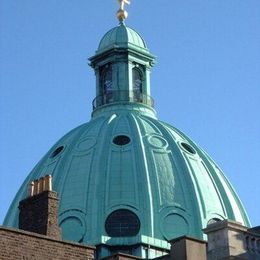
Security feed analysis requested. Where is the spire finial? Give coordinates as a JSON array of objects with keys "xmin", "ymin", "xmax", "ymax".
[{"xmin": 117, "ymin": 0, "xmax": 130, "ymax": 22}]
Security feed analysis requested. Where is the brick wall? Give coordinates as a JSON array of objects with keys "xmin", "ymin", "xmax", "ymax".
[
  {"xmin": 0, "ymin": 226, "xmax": 95, "ymax": 260},
  {"xmin": 19, "ymin": 191, "xmax": 61, "ymax": 239}
]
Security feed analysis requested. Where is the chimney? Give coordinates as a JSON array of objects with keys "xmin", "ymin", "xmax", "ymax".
[
  {"xmin": 168, "ymin": 236, "xmax": 207, "ymax": 260},
  {"xmin": 18, "ymin": 175, "xmax": 61, "ymax": 239}
]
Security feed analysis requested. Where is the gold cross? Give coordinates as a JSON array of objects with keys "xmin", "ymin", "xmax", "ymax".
[{"xmin": 118, "ymin": 0, "xmax": 130, "ymax": 11}]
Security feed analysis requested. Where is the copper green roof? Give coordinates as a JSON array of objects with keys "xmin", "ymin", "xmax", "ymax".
[
  {"xmin": 3, "ymin": 20, "xmax": 250, "ymax": 256},
  {"xmin": 4, "ymin": 104, "xmax": 250, "ymax": 247},
  {"xmin": 97, "ymin": 23, "xmax": 148, "ymax": 54}
]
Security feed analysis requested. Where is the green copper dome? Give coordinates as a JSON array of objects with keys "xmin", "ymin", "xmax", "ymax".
[
  {"xmin": 97, "ymin": 23, "xmax": 148, "ymax": 54},
  {"xmin": 4, "ymin": 105, "xmax": 250, "ymax": 248},
  {"xmin": 4, "ymin": 19, "xmax": 250, "ymax": 259}
]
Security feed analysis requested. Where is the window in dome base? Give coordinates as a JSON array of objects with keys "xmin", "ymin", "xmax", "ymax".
[
  {"xmin": 113, "ymin": 135, "xmax": 131, "ymax": 146},
  {"xmin": 50, "ymin": 146, "xmax": 64, "ymax": 158},
  {"xmin": 105, "ymin": 209, "xmax": 140, "ymax": 237},
  {"xmin": 180, "ymin": 142, "xmax": 196, "ymax": 154}
]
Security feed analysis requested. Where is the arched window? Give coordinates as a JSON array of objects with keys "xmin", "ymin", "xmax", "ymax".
[
  {"xmin": 132, "ymin": 68, "xmax": 143, "ymax": 100},
  {"xmin": 100, "ymin": 65, "xmax": 113, "ymax": 105},
  {"xmin": 101, "ymin": 65, "xmax": 112, "ymax": 95}
]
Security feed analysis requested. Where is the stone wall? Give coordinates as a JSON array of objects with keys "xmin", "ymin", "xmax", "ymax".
[
  {"xmin": 0, "ymin": 226, "xmax": 95, "ymax": 260},
  {"xmin": 102, "ymin": 253, "xmax": 142, "ymax": 260},
  {"xmin": 169, "ymin": 236, "xmax": 207, "ymax": 260}
]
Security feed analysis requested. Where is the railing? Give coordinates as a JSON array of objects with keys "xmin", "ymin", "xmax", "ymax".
[{"xmin": 92, "ymin": 90, "xmax": 154, "ymax": 110}]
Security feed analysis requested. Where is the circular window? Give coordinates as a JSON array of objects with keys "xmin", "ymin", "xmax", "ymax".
[
  {"xmin": 50, "ymin": 146, "xmax": 64, "ymax": 158},
  {"xmin": 180, "ymin": 142, "xmax": 196, "ymax": 154},
  {"xmin": 113, "ymin": 135, "xmax": 131, "ymax": 146},
  {"xmin": 105, "ymin": 209, "xmax": 140, "ymax": 237}
]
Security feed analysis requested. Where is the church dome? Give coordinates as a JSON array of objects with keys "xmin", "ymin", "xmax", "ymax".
[
  {"xmin": 4, "ymin": 105, "xmax": 250, "ymax": 247},
  {"xmin": 4, "ymin": 12, "xmax": 250, "ymax": 258},
  {"xmin": 97, "ymin": 23, "xmax": 148, "ymax": 53}
]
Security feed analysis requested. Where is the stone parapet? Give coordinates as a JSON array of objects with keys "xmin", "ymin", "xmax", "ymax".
[
  {"xmin": 102, "ymin": 252, "xmax": 142, "ymax": 260},
  {"xmin": 204, "ymin": 219, "xmax": 250, "ymax": 260}
]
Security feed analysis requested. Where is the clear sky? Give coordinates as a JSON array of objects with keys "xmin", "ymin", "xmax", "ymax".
[{"xmin": 1, "ymin": 1, "xmax": 259, "ymax": 227}]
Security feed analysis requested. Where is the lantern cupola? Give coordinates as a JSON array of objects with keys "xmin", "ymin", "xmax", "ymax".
[{"xmin": 89, "ymin": 22, "xmax": 156, "ymax": 115}]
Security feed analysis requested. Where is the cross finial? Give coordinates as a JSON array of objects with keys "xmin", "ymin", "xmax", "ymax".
[{"xmin": 117, "ymin": 0, "xmax": 131, "ymax": 22}]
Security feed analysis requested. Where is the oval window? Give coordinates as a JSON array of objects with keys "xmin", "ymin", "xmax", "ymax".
[
  {"xmin": 50, "ymin": 146, "xmax": 64, "ymax": 158},
  {"xmin": 180, "ymin": 142, "xmax": 196, "ymax": 154},
  {"xmin": 105, "ymin": 209, "xmax": 140, "ymax": 237},
  {"xmin": 113, "ymin": 135, "xmax": 131, "ymax": 146}
]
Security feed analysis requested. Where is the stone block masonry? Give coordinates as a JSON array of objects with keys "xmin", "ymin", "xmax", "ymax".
[{"xmin": 102, "ymin": 252, "xmax": 142, "ymax": 260}]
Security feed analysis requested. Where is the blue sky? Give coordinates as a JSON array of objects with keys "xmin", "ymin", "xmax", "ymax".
[{"xmin": 1, "ymin": 1, "xmax": 259, "ymax": 227}]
